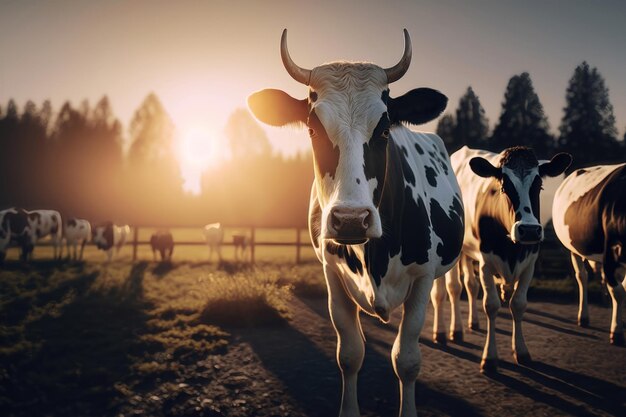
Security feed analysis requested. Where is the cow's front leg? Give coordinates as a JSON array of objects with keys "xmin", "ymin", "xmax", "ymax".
[
  {"xmin": 324, "ymin": 266, "xmax": 363, "ymax": 417},
  {"xmin": 479, "ymin": 262, "xmax": 500, "ymax": 373},
  {"xmin": 462, "ymin": 256, "xmax": 480, "ymax": 331},
  {"xmin": 394, "ymin": 275, "xmax": 432, "ymax": 417},
  {"xmin": 445, "ymin": 262, "xmax": 464, "ymax": 342},
  {"xmin": 510, "ymin": 265, "xmax": 533, "ymax": 365},
  {"xmin": 430, "ymin": 276, "xmax": 447, "ymax": 344},
  {"xmin": 570, "ymin": 253, "xmax": 589, "ymax": 327}
]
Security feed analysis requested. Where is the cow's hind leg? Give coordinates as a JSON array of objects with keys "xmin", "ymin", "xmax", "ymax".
[
  {"xmin": 606, "ymin": 271, "xmax": 626, "ymax": 346},
  {"xmin": 462, "ymin": 256, "xmax": 480, "ymax": 331},
  {"xmin": 430, "ymin": 276, "xmax": 447, "ymax": 344},
  {"xmin": 571, "ymin": 253, "xmax": 590, "ymax": 327},
  {"xmin": 324, "ymin": 266, "xmax": 363, "ymax": 417},
  {"xmin": 510, "ymin": 265, "xmax": 533, "ymax": 365},
  {"xmin": 446, "ymin": 262, "xmax": 464, "ymax": 342},
  {"xmin": 479, "ymin": 262, "xmax": 500, "ymax": 373},
  {"xmin": 394, "ymin": 275, "xmax": 433, "ymax": 417}
]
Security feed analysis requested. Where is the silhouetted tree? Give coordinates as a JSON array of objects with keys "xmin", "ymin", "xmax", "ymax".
[
  {"xmin": 452, "ymin": 87, "xmax": 489, "ymax": 149},
  {"xmin": 436, "ymin": 114, "xmax": 460, "ymax": 153},
  {"xmin": 559, "ymin": 62, "xmax": 621, "ymax": 169},
  {"xmin": 490, "ymin": 72, "xmax": 554, "ymax": 158},
  {"xmin": 225, "ymin": 108, "xmax": 272, "ymax": 159}
]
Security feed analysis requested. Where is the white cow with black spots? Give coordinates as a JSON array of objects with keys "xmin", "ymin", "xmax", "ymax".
[
  {"xmin": 26, "ymin": 209, "xmax": 63, "ymax": 259},
  {"xmin": 249, "ymin": 29, "xmax": 464, "ymax": 417},
  {"xmin": 92, "ymin": 222, "xmax": 131, "ymax": 262},
  {"xmin": 431, "ymin": 146, "xmax": 571, "ymax": 373},
  {"xmin": 552, "ymin": 162, "xmax": 626, "ymax": 345},
  {"xmin": 64, "ymin": 218, "xmax": 91, "ymax": 261}
]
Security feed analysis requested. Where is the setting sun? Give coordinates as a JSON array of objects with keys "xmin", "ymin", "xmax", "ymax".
[{"xmin": 177, "ymin": 125, "xmax": 221, "ymax": 194}]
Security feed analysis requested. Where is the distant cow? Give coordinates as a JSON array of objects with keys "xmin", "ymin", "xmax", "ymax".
[
  {"xmin": 26, "ymin": 209, "xmax": 63, "ymax": 259},
  {"xmin": 64, "ymin": 218, "xmax": 91, "ymax": 261},
  {"xmin": 432, "ymin": 146, "xmax": 571, "ymax": 373},
  {"xmin": 150, "ymin": 230, "xmax": 174, "ymax": 262},
  {"xmin": 92, "ymin": 222, "xmax": 131, "ymax": 262},
  {"xmin": 232, "ymin": 233, "xmax": 250, "ymax": 262},
  {"xmin": 552, "ymin": 162, "xmax": 626, "ymax": 345},
  {"xmin": 0, "ymin": 207, "xmax": 38, "ymax": 261},
  {"xmin": 202, "ymin": 223, "xmax": 223, "ymax": 262}
]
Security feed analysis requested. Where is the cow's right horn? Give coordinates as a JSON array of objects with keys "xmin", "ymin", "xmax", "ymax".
[
  {"xmin": 384, "ymin": 29, "xmax": 412, "ymax": 84},
  {"xmin": 281, "ymin": 29, "xmax": 312, "ymax": 85}
]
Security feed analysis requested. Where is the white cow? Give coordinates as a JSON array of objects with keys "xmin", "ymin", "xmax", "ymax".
[
  {"xmin": 92, "ymin": 222, "xmax": 131, "ymax": 262},
  {"xmin": 26, "ymin": 209, "xmax": 63, "ymax": 259},
  {"xmin": 203, "ymin": 223, "xmax": 223, "ymax": 262},
  {"xmin": 64, "ymin": 218, "xmax": 91, "ymax": 261}
]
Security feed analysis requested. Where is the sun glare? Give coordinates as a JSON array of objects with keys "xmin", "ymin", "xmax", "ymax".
[{"xmin": 177, "ymin": 126, "xmax": 220, "ymax": 195}]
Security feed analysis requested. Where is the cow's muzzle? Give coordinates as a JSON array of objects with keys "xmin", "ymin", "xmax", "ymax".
[
  {"xmin": 511, "ymin": 222, "xmax": 543, "ymax": 244},
  {"xmin": 328, "ymin": 206, "xmax": 376, "ymax": 244}
]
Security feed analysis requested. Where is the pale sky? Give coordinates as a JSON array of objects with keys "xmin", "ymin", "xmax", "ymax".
[{"xmin": 1, "ymin": 0, "xmax": 625, "ymax": 192}]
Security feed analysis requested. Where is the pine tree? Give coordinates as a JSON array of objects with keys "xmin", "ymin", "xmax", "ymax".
[
  {"xmin": 436, "ymin": 114, "xmax": 459, "ymax": 153},
  {"xmin": 559, "ymin": 62, "xmax": 620, "ymax": 168},
  {"xmin": 452, "ymin": 87, "xmax": 489, "ymax": 150},
  {"xmin": 490, "ymin": 72, "xmax": 553, "ymax": 157}
]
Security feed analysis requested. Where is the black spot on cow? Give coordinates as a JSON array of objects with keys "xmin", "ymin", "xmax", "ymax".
[
  {"xmin": 425, "ymin": 166, "xmax": 437, "ymax": 187},
  {"xmin": 399, "ymin": 188, "xmax": 432, "ymax": 266},
  {"xmin": 381, "ymin": 89, "xmax": 390, "ymax": 104},
  {"xmin": 529, "ymin": 175, "xmax": 542, "ymax": 220},
  {"xmin": 308, "ymin": 110, "xmax": 340, "ymax": 180},
  {"xmin": 575, "ymin": 169, "xmax": 587, "ymax": 176},
  {"xmin": 501, "ymin": 174, "xmax": 520, "ymax": 211},
  {"xmin": 478, "ymin": 216, "xmax": 539, "ymax": 272},
  {"xmin": 363, "ymin": 113, "xmax": 390, "ymax": 206},
  {"xmin": 523, "ymin": 207, "xmax": 531, "ymax": 213},
  {"xmin": 356, "ymin": 178, "xmax": 361, "ymax": 184},
  {"xmin": 67, "ymin": 218, "xmax": 77, "ymax": 227},
  {"xmin": 28, "ymin": 212, "xmax": 41, "ymax": 224},
  {"xmin": 430, "ymin": 197, "xmax": 464, "ymax": 265},
  {"xmin": 95, "ymin": 221, "xmax": 114, "ymax": 250},
  {"xmin": 309, "ymin": 90, "xmax": 318, "ymax": 102},
  {"xmin": 327, "ymin": 242, "xmax": 364, "ymax": 275},
  {"xmin": 414, "ymin": 143, "xmax": 424, "ymax": 155},
  {"xmin": 399, "ymin": 147, "xmax": 416, "ymax": 186}
]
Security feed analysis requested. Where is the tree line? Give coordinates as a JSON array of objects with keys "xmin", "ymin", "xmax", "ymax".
[{"xmin": 0, "ymin": 61, "xmax": 624, "ymax": 227}]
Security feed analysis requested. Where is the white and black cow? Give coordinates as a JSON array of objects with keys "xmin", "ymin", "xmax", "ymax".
[
  {"xmin": 26, "ymin": 209, "xmax": 63, "ymax": 259},
  {"xmin": 0, "ymin": 207, "xmax": 38, "ymax": 261},
  {"xmin": 150, "ymin": 230, "xmax": 174, "ymax": 262},
  {"xmin": 92, "ymin": 222, "xmax": 131, "ymax": 262},
  {"xmin": 232, "ymin": 233, "xmax": 250, "ymax": 262},
  {"xmin": 552, "ymin": 162, "xmax": 626, "ymax": 345},
  {"xmin": 202, "ymin": 223, "xmax": 223, "ymax": 262},
  {"xmin": 64, "ymin": 218, "xmax": 91, "ymax": 261},
  {"xmin": 432, "ymin": 146, "xmax": 571, "ymax": 373},
  {"xmin": 248, "ymin": 29, "xmax": 464, "ymax": 417}
]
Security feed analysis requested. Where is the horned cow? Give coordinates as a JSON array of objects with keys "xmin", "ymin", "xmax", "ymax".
[{"xmin": 248, "ymin": 29, "xmax": 464, "ymax": 417}]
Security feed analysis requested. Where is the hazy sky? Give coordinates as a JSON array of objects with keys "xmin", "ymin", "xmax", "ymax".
[{"xmin": 1, "ymin": 0, "xmax": 625, "ymax": 190}]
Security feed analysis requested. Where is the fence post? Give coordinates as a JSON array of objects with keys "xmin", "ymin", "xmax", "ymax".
[
  {"xmin": 295, "ymin": 227, "xmax": 301, "ymax": 264},
  {"xmin": 250, "ymin": 226, "xmax": 256, "ymax": 265},
  {"xmin": 132, "ymin": 226, "xmax": 139, "ymax": 262}
]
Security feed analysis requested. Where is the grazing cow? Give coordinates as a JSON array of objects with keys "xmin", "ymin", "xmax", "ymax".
[
  {"xmin": 92, "ymin": 222, "xmax": 131, "ymax": 262},
  {"xmin": 232, "ymin": 233, "xmax": 250, "ymax": 262},
  {"xmin": 552, "ymin": 162, "xmax": 626, "ymax": 345},
  {"xmin": 203, "ymin": 223, "xmax": 223, "ymax": 262},
  {"xmin": 150, "ymin": 230, "xmax": 174, "ymax": 262},
  {"xmin": 0, "ymin": 208, "xmax": 38, "ymax": 261},
  {"xmin": 64, "ymin": 218, "xmax": 91, "ymax": 261},
  {"xmin": 25, "ymin": 209, "xmax": 63, "ymax": 259},
  {"xmin": 432, "ymin": 146, "xmax": 571, "ymax": 373},
  {"xmin": 248, "ymin": 29, "xmax": 464, "ymax": 417}
]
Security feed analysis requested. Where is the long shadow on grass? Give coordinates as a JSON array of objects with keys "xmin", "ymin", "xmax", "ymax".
[
  {"xmin": 1, "ymin": 262, "xmax": 152, "ymax": 417},
  {"xmin": 238, "ymin": 296, "xmax": 480, "ymax": 417}
]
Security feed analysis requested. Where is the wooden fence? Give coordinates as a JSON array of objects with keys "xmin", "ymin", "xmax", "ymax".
[{"xmin": 130, "ymin": 226, "xmax": 310, "ymax": 265}]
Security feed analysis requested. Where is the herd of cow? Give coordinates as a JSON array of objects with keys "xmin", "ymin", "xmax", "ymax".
[
  {"xmin": 247, "ymin": 29, "xmax": 626, "ymax": 416},
  {"xmin": 0, "ymin": 210, "xmax": 248, "ymax": 264}
]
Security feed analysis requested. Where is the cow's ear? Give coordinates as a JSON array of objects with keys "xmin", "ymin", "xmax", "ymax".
[
  {"xmin": 539, "ymin": 153, "xmax": 572, "ymax": 177},
  {"xmin": 469, "ymin": 157, "xmax": 502, "ymax": 179},
  {"xmin": 247, "ymin": 89, "xmax": 308, "ymax": 127},
  {"xmin": 388, "ymin": 88, "xmax": 447, "ymax": 126}
]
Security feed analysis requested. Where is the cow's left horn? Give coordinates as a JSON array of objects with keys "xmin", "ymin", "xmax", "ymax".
[
  {"xmin": 384, "ymin": 29, "xmax": 412, "ymax": 83},
  {"xmin": 281, "ymin": 29, "xmax": 312, "ymax": 85}
]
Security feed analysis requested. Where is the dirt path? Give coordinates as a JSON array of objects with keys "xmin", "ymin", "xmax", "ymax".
[{"xmin": 231, "ymin": 296, "xmax": 626, "ymax": 417}]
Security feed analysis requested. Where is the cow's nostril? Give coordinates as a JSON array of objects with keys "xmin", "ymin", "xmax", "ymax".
[{"xmin": 331, "ymin": 211, "xmax": 343, "ymax": 231}]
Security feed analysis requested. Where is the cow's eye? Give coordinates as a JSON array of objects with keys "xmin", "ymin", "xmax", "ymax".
[
  {"xmin": 308, "ymin": 128, "xmax": 316, "ymax": 137},
  {"xmin": 382, "ymin": 129, "xmax": 390, "ymax": 139}
]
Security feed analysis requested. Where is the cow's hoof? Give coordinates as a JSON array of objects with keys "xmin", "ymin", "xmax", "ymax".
[
  {"xmin": 434, "ymin": 332, "xmax": 447, "ymax": 345},
  {"xmin": 610, "ymin": 332, "xmax": 625, "ymax": 346},
  {"xmin": 480, "ymin": 358, "xmax": 498, "ymax": 374},
  {"xmin": 578, "ymin": 317, "xmax": 589, "ymax": 328},
  {"xmin": 469, "ymin": 321, "xmax": 480, "ymax": 331},
  {"xmin": 450, "ymin": 330, "xmax": 463, "ymax": 343},
  {"xmin": 514, "ymin": 352, "xmax": 532, "ymax": 366}
]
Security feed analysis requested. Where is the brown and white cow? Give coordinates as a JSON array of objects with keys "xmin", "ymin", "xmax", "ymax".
[
  {"xmin": 202, "ymin": 223, "xmax": 223, "ymax": 262},
  {"xmin": 92, "ymin": 222, "xmax": 131, "ymax": 262},
  {"xmin": 552, "ymin": 162, "xmax": 626, "ymax": 345},
  {"xmin": 248, "ymin": 29, "xmax": 464, "ymax": 417},
  {"xmin": 431, "ymin": 146, "xmax": 571, "ymax": 373},
  {"xmin": 150, "ymin": 230, "xmax": 174, "ymax": 262}
]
